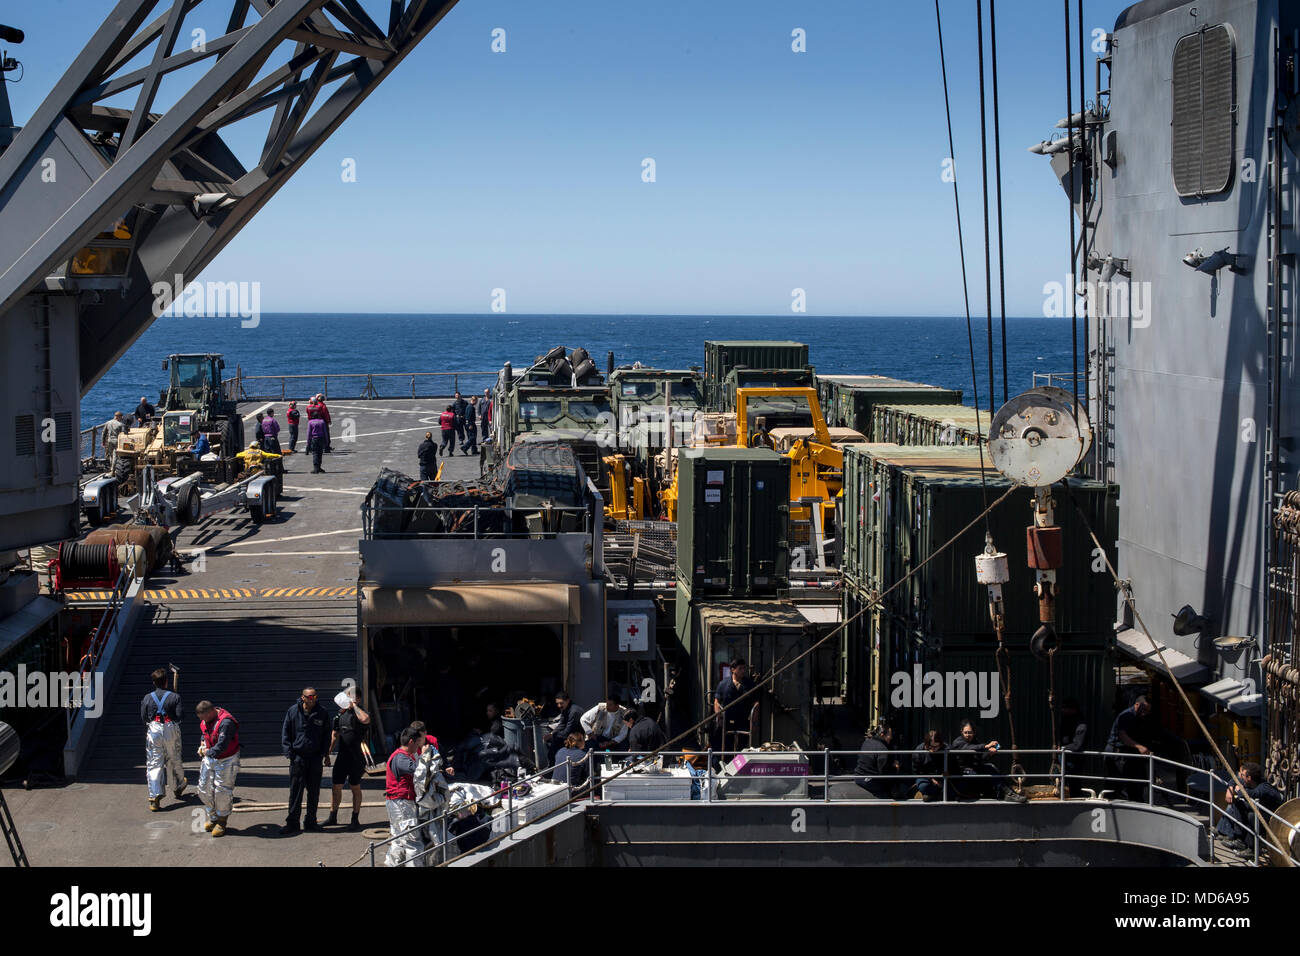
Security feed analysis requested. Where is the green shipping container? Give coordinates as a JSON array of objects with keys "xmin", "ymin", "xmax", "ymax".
[
  {"xmin": 704, "ymin": 341, "xmax": 810, "ymax": 410},
  {"xmin": 814, "ymin": 375, "xmax": 962, "ymax": 434},
  {"xmin": 676, "ymin": 598, "xmax": 837, "ymax": 749},
  {"xmin": 871, "ymin": 403, "xmax": 988, "ymax": 446},
  {"xmin": 856, "ymin": 595, "xmax": 1116, "ymax": 753},
  {"xmin": 676, "ymin": 447, "xmax": 790, "ymax": 597},
  {"xmin": 840, "ymin": 444, "xmax": 1120, "ymax": 643},
  {"xmin": 719, "ymin": 366, "xmax": 816, "ymax": 415}
]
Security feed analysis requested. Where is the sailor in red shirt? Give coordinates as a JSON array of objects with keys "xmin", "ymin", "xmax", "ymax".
[
  {"xmin": 141, "ymin": 667, "xmax": 185, "ymax": 812},
  {"xmin": 385, "ymin": 727, "xmax": 426, "ymax": 866},
  {"xmin": 196, "ymin": 700, "xmax": 241, "ymax": 837}
]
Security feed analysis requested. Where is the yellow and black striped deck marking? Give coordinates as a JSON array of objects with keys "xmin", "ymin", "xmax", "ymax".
[{"xmin": 64, "ymin": 585, "xmax": 357, "ymax": 601}]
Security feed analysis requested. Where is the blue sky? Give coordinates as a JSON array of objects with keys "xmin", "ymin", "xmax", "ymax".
[{"xmin": 5, "ymin": 0, "xmax": 1131, "ymax": 315}]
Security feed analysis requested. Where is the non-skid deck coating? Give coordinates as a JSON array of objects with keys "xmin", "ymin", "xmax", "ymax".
[{"xmin": 3, "ymin": 399, "xmax": 485, "ymax": 868}]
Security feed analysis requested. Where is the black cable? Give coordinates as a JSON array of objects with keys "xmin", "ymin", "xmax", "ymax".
[
  {"xmin": 1077, "ymin": 0, "xmax": 1089, "ymax": 451},
  {"xmin": 990, "ymin": 0, "xmax": 1008, "ymax": 406},
  {"xmin": 977, "ymin": 1, "xmax": 995, "ymax": 421},
  {"xmin": 935, "ymin": 0, "xmax": 990, "ymax": 525},
  {"xmin": 1065, "ymin": 0, "xmax": 1079, "ymax": 414}
]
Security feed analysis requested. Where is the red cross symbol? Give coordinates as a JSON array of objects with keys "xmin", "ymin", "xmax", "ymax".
[{"xmin": 626, "ymin": 624, "xmax": 639, "ymax": 636}]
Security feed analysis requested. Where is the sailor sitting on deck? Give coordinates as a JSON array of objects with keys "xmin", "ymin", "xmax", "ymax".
[{"xmin": 1215, "ymin": 762, "xmax": 1283, "ymax": 853}]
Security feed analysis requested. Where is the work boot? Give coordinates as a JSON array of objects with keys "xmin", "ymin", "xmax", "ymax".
[
  {"xmin": 174, "ymin": 781, "xmax": 187, "ymax": 799},
  {"xmin": 325, "ymin": 811, "xmax": 338, "ymax": 827},
  {"xmin": 304, "ymin": 819, "xmax": 322, "ymax": 832},
  {"xmin": 279, "ymin": 821, "xmax": 301, "ymax": 835},
  {"xmin": 349, "ymin": 812, "xmax": 361, "ymax": 830},
  {"xmin": 149, "ymin": 796, "xmax": 161, "ymax": 812},
  {"xmin": 203, "ymin": 819, "xmax": 215, "ymax": 832},
  {"xmin": 1002, "ymin": 788, "xmax": 1029, "ymax": 804},
  {"xmin": 210, "ymin": 817, "xmax": 227, "ymax": 837}
]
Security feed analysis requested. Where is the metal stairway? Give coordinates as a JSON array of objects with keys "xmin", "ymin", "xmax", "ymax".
[{"xmin": 82, "ymin": 597, "xmax": 357, "ymax": 776}]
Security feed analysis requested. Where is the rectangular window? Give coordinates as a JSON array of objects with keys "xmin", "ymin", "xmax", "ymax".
[{"xmin": 1171, "ymin": 25, "xmax": 1235, "ymax": 197}]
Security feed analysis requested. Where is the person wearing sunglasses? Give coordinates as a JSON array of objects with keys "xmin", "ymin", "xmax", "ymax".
[{"xmin": 281, "ymin": 687, "xmax": 332, "ymax": 835}]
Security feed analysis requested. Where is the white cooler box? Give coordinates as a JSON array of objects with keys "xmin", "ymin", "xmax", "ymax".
[{"xmin": 492, "ymin": 781, "xmax": 570, "ymax": 832}]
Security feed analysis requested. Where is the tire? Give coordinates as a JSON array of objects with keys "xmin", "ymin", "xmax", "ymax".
[
  {"xmin": 220, "ymin": 416, "xmax": 240, "ymax": 458},
  {"xmin": 179, "ymin": 486, "xmax": 201, "ymax": 524},
  {"xmin": 84, "ymin": 507, "xmax": 102, "ymax": 528},
  {"xmin": 112, "ymin": 456, "xmax": 132, "ymax": 482},
  {"xmin": 249, "ymin": 502, "xmax": 265, "ymax": 524}
]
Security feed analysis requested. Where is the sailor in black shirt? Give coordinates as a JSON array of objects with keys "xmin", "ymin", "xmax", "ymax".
[
  {"xmin": 713, "ymin": 658, "xmax": 756, "ymax": 753},
  {"xmin": 624, "ymin": 708, "xmax": 668, "ymax": 754},
  {"xmin": 1216, "ymin": 762, "xmax": 1284, "ymax": 850},
  {"xmin": 281, "ymin": 687, "xmax": 331, "ymax": 834},
  {"xmin": 327, "ymin": 691, "xmax": 371, "ymax": 829}
]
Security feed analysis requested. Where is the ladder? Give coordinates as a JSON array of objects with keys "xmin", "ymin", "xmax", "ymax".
[{"xmin": 0, "ymin": 789, "xmax": 30, "ymax": 867}]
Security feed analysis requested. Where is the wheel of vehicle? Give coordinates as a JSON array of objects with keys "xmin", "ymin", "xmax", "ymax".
[
  {"xmin": 180, "ymin": 486, "xmax": 202, "ymax": 524},
  {"xmin": 249, "ymin": 501, "xmax": 265, "ymax": 524},
  {"xmin": 112, "ymin": 456, "xmax": 132, "ymax": 482},
  {"xmin": 220, "ymin": 416, "xmax": 240, "ymax": 457}
]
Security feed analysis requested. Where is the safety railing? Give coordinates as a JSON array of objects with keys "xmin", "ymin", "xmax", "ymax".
[
  {"xmin": 366, "ymin": 751, "xmax": 598, "ymax": 866},
  {"xmin": 222, "ymin": 370, "xmax": 499, "ymax": 403},
  {"xmin": 363, "ymin": 746, "xmax": 1300, "ymax": 867},
  {"xmin": 362, "ymin": 501, "xmax": 593, "ymax": 540},
  {"xmin": 65, "ymin": 564, "xmax": 134, "ymax": 739}
]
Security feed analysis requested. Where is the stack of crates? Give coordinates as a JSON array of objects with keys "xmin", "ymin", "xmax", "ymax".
[
  {"xmin": 839, "ymin": 444, "xmax": 1120, "ymax": 750},
  {"xmin": 704, "ymin": 341, "xmax": 809, "ymax": 411},
  {"xmin": 815, "ymin": 375, "xmax": 962, "ymax": 435},
  {"xmin": 674, "ymin": 447, "xmax": 790, "ymax": 598},
  {"xmin": 871, "ymin": 403, "xmax": 987, "ymax": 447}
]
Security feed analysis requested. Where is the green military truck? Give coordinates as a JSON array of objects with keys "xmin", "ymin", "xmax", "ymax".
[{"xmin": 157, "ymin": 353, "xmax": 244, "ymax": 456}]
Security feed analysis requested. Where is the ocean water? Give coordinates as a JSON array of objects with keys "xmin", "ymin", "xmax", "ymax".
[{"xmin": 81, "ymin": 313, "xmax": 1079, "ymax": 428}]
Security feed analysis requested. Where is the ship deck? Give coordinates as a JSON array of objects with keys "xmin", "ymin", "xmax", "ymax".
[
  {"xmin": 5, "ymin": 398, "xmax": 486, "ymax": 868},
  {"xmin": 0, "ymin": 400, "xmax": 1257, "ymax": 869}
]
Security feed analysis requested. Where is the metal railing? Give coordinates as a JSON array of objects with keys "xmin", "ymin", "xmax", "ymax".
[
  {"xmin": 363, "ymin": 746, "xmax": 1300, "ymax": 867},
  {"xmin": 65, "ymin": 564, "xmax": 134, "ymax": 739},
  {"xmin": 1032, "ymin": 371, "xmax": 1082, "ymax": 391},
  {"xmin": 223, "ymin": 370, "xmax": 499, "ymax": 403},
  {"xmin": 366, "ymin": 751, "xmax": 597, "ymax": 867},
  {"xmin": 362, "ymin": 501, "xmax": 593, "ymax": 540}
]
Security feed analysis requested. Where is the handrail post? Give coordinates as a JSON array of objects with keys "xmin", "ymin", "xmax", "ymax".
[
  {"xmin": 1147, "ymin": 752, "xmax": 1155, "ymax": 806},
  {"xmin": 1252, "ymin": 800, "xmax": 1260, "ymax": 866},
  {"xmin": 1059, "ymin": 748, "xmax": 1067, "ymax": 800},
  {"xmin": 1208, "ymin": 775, "xmax": 1216, "ymax": 862},
  {"xmin": 942, "ymin": 750, "xmax": 949, "ymax": 802},
  {"xmin": 823, "ymin": 747, "xmax": 830, "ymax": 803},
  {"xmin": 369, "ymin": 842, "xmax": 376, "ymax": 867},
  {"xmin": 705, "ymin": 748, "xmax": 713, "ymax": 802}
]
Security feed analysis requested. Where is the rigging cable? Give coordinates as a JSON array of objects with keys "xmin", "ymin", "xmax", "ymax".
[
  {"xmin": 990, "ymin": 0, "xmax": 1009, "ymax": 406},
  {"xmin": 1064, "ymin": 0, "xmax": 1080, "ymax": 414},
  {"xmin": 1077, "ymin": 0, "xmax": 1090, "ymax": 462},
  {"xmin": 977, "ymin": 1, "xmax": 996, "ymax": 421},
  {"xmin": 935, "ymin": 0, "xmax": 991, "ymax": 527}
]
